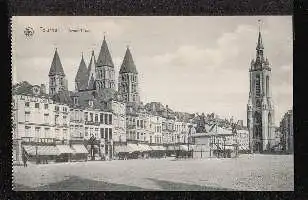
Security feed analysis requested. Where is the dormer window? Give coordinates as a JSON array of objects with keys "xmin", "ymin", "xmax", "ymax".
[
  {"xmin": 32, "ymin": 86, "xmax": 40, "ymax": 95},
  {"xmin": 89, "ymin": 100, "xmax": 93, "ymax": 107}
]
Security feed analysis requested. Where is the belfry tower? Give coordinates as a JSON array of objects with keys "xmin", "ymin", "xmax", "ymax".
[
  {"xmin": 247, "ymin": 21, "xmax": 275, "ymax": 153},
  {"xmin": 118, "ymin": 46, "xmax": 140, "ymax": 104},
  {"xmin": 48, "ymin": 48, "xmax": 68, "ymax": 95}
]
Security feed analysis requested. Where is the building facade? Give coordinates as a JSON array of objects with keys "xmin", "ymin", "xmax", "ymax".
[
  {"xmin": 247, "ymin": 28, "xmax": 275, "ymax": 153},
  {"xmin": 280, "ymin": 109, "xmax": 293, "ymax": 153},
  {"xmin": 13, "ymin": 34, "xmax": 259, "ymax": 163}
]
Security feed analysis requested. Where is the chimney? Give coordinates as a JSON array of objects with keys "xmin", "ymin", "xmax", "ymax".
[{"xmin": 40, "ymin": 84, "xmax": 46, "ymax": 94}]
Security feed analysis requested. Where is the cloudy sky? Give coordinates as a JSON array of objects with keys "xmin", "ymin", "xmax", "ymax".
[{"xmin": 12, "ymin": 16, "xmax": 293, "ymax": 126}]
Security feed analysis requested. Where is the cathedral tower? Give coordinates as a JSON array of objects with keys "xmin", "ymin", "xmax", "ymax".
[
  {"xmin": 48, "ymin": 48, "xmax": 68, "ymax": 95},
  {"xmin": 118, "ymin": 46, "xmax": 140, "ymax": 104},
  {"xmin": 247, "ymin": 23, "xmax": 275, "ymax": 153},
  {"xmin": 95, "ymin": 36, "xmax": 116, "ymax": 91}
]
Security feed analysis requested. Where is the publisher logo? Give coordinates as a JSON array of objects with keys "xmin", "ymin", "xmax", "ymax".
[{"xmin": 24, "ymin": 26, "xmax": 34, "ymax": 38}]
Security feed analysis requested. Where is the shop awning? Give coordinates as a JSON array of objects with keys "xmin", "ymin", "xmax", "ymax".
[
  {"xmin": 114, "ymin": 145, "xmax": 130, "ymax": 153},
  {"xmin": 150, "ymin": 146, "xmax": 159, "ymax": 151},
  {"xmin": 150, "ymin": 145, "xmax": 166, "ymax": 151},
  {"xmin": 138, "ymin": 144, "xmax": 152, "ymax": 151},
  {"xmin": 71, "ymin": 144, "xmax": 88, "ymax": 154},
  {"xmin": 179, "ymin": 145, "xmax": 189, "ymax": 151},
  {"xmin": 167, "ymin": 146, "xmax": 177, "ymax": 151},
  {"xmin": 23, "ymin": 145, "xmax": 60, "ymax": 156},
  {"xmin": 56, "ymin": 145, "xmax": 74, "ymax": 154},
  {"xmin": 127, "ymin": 143, "xmax": 141, "ymax": 152}
]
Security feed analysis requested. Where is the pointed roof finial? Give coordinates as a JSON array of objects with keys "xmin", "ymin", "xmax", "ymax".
[
  {"xmin": 103, "ymin": 31, "xmax": 106, "ymax": 40},
  {"xmin": 81, "ymin": 51, "xmax": 84, "ymax": 59},
  {"xmin": 258, "ymin": 19, "xmax": 262, "ymax": 32},
  {"xmin": 256, "ymin": 19, "xmax": 264, "ymax": 50}
]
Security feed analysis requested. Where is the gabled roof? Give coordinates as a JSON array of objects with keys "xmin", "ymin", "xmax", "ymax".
[
  {"xmin": 75, "ymin": 54, "xmax": 88, "ymax": 91},
  {"xmin": 96, "ymin": 37, "xmax": 114, "ymax": 67},
  {"xmin": 120, "ymin": 47, "xmax": 138, "ymax": 74},
  {"xmin": 49, "ymin": 48, "xmax": 65, "ymax": 76}
]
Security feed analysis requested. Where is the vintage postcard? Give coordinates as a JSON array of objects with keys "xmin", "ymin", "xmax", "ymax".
[{"xmin": 11, "ymin": 16, "xmax": 293, "ymax": 191}]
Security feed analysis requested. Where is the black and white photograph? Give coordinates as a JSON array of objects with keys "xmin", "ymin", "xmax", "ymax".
[{"xmin": 11, "ymin": 16, "xmax": 293, "ymax": 191}]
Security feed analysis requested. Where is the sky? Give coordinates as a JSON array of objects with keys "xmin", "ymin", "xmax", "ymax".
[{"xmin": 12, "ymin": 16, "xmax": 293, "ymax": 126}]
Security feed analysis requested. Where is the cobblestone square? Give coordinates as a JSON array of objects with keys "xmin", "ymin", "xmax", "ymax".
[{"xmin": 13, "ymin": 154, "xmax": 294, "ymax": 191}]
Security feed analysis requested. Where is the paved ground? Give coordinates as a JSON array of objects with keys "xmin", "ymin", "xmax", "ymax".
[{"xmin": 13, "ymin": 154, "xmax": 294, "ymax": 191}]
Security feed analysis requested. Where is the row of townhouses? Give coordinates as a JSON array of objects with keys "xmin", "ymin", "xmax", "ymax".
[{"xmin": 12, "ymin": 36, "xmax": 249, "ymax": 164}]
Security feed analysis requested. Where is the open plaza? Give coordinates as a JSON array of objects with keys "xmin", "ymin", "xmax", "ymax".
[{"xmin": 13, "ymin": 154, "xmax": 293, "ymax": 191}]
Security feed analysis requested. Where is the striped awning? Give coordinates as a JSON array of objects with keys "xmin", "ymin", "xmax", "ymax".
[
  {"xmin": 71, "ymin": 144, "xmax": 88, "ymax": 154},
  {"xmin": 23, "ymin": 145, "xmax": 60, "ymax": 156},
  {"xmin": 56, "ymin": 145, "xmax": 74, "ymax": 154}
]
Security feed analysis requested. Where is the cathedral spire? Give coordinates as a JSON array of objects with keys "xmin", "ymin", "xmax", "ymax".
[
  {"xmin": 75, "ymin": 53, "xmax": 88, "ymax": 91},
  {"xmin": 48, "ymin": 48, "xmax": 65, "ymax": 76},
  {"xmin": 119, "ymin": 46, "xmax": 138, "ymax": 74},
  {"xmin": 96, "ymin": 35, "xmax": 114, "ymax": 67}
]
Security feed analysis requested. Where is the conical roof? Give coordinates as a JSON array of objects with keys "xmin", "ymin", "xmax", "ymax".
[
  {"xmin": 96, "ymin": 37, "xmax": 114, "ymax": 67},
  {"xmin": 75, "ymin": 54, "xmax": 88, "ymax": 90},
  {"xmin": 49, "ymin": 48, "xmax": 65, "ymax": 76},
  {"xmin": 119, "ymin": 47, "xmax": 138, "ymax": 74},
  {"xmin": 87, "ymin": 50, "xmax": 96, "ymax": 88}
]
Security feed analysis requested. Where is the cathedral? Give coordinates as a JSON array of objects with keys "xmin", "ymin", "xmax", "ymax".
[{"xmin": 247, "ymin": 27, "xmax": 275, "ymax": 153}]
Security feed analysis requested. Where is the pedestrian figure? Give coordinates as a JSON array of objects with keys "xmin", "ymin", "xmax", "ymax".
[{"xmin": 22, "ymin": 150, "xmax": 27, "ymax": 167}]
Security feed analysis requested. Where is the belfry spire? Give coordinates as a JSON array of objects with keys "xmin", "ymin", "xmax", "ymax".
[
  {"xmin": 256, "ymin": 19, "xmax": 264, "ymax": 50},
  {"xmin": 255, "ymin": 19, "xmax": 265, "ymax": 65}
]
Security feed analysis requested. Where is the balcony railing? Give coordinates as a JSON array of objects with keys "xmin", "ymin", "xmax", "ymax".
[{"xmin": 85, "ymin": 121, "xmax": 101, "ymax": 126}]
